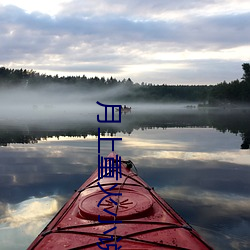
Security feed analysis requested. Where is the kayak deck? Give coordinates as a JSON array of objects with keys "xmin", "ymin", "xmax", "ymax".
[{"xmin": 28, "ymin": 152, "xmax": 213, "ymax": 249}]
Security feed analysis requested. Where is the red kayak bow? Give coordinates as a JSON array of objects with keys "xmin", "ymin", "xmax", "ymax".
[{"xmin": 28, "ymin": 152, "xmax": 213, "ymax": 249}]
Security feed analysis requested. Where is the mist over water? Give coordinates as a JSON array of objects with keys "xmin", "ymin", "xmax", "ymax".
[
  {"xmin": 0, "ymin": 84, "xmax": 198, "ymax": 125},
  {"xmin": 1, "ymin": 84, "xmax": 250, "ymax": 149},
  {"xmin": 0, "ymin": 84, "xmax": 250, "ymax": 249},
  {"xmin": 0, "ymin": 85, "xmax": 97, "ymax": 121}
]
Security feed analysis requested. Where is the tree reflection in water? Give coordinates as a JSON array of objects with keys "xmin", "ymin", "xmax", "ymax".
[{"xmin": 0, "ymin": 108, "xmax": 249, "ymax": 149}]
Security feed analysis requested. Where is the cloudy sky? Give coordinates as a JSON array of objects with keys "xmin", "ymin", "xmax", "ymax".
[{"xmin": 0, "ymin": 0, "xmax": 250, "ymax": 85}]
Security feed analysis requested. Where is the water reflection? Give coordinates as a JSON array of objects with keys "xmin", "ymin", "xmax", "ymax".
[
  {"xmin": 0, "ymin": 108, "xmax": 250, "ymax": 249},
  {"xmin": 0, "ymin": 107, "xmax": 250, "ymax": 149},
  {"xmin": 0, "ymin": 196, "xmax": 62, "ymax": 250},
  {"xmin": 1, "ymin": 196, "xmax": 59, "ymax": 228}
]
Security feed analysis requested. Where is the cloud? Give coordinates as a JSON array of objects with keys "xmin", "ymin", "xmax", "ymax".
[
  {"xmin": 0, "ymin": 1, "xmax": 250, "ymax": 84},
  {"xmin": 58, "ymin": 0, "xmax": 241, "ymax": 19},
  {"xmin": 1, "ymin": 6, "xmax": 248, "ymax": 51}
]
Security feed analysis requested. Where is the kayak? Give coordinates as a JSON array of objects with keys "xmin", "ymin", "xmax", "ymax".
[{"xmin": 28, "ymin": 152, "xmax": 213, "ymax": 249}]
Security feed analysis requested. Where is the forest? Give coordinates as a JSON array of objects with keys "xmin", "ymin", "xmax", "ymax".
[{"xmin": 0, "ymin": 63, "xmax": 249, "ymax": 104}]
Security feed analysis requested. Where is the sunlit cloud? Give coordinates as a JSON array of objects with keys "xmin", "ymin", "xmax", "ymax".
[
  {"xmin": 153, "ymin": 46, "xmax": 250, "ymax": 62},
  {"xmin": 0, "ymin": 0, "xmax": 66, "ymax": 16}
]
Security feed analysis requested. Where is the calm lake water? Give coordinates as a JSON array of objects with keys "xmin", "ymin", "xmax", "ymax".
[{"xmin": 0, "ymin": 104, "xmax": 250, "ymax": 249}]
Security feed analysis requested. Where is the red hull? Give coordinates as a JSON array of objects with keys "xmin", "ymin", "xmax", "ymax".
[{"xmin": 28, "ymin": 152, "xmax": 213, "ymax": 249}]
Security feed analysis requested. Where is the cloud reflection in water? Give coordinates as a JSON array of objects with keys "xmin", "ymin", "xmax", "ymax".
[
  {"xmin": 0, "ymin": 126, "xmax": 250, "ymax": 249},
  {"xmin": 0, "ymin": 196, "xmax": 61, "ymax": 250}
]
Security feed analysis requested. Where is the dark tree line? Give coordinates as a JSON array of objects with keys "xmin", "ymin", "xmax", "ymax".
[
  {"xmin": 0, "ymin": 63, "xmax": 250, "ymax": 104},
  {"xmin": 208, "ymin": 63, "xmax": 250, "ymax": 105}
]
